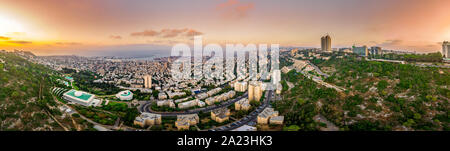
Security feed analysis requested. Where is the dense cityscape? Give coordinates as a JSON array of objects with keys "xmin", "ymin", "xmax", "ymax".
[{"xmin": 1, "ymin": 33, "xmax": 448, "ymax": 131}]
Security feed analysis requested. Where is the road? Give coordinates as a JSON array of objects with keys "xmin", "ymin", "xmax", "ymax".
[
  {"xmin": 52, "ymin": 95, "xmax": 113, "ymax": 131},
  {"xmin": 213, "ymin": 90, "xmax": 273, "ymax": 131},
  {"xmin": 138, "ymin": 90, "xmax": 273, "ymax": 131},
  {"xmin": 307, "ymin": 61, "xmax": 330, "ymax": 78}
]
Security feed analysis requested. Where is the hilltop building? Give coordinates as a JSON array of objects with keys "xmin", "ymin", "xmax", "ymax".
[
  {"xmin": 116, "ymin": 90, "xmax": 133, "ymax": 101},
  {"xmin": 370, "ymin": 46, "xmax": 382, "ymax": 56},
  {"xmin": 353, "ymin": 45, "xmax": 369, "ymax": 56},
  {"xmin": 443, "ymin": 41, "xmax": 450, "ymax": 59},
  {"xmin": 63, "ymin": 90, "xmax": 100, "ymax": 107},
  {"xmin": 321, "ymin": 35, "xmax": 332, "ymax": 52}
]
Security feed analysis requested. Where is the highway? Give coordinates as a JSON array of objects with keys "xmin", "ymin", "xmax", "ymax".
[
  {"xmin": 138, "ymin": 89, "xmax": 274, "ymax": 131},
  {"xmin": 212, "ymin": 90, "xmax": 273, "ymax": 131},
  {"xmin": 139, "ymin": 92, "xmax": 248, "ymax": 117}
]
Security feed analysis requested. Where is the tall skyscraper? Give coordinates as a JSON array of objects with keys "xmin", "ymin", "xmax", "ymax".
[
  {"xmin": 321, "ymin": 34, "xmax": 332, "ymax": 52},
  {"xmin": 144, "ymin": 75, "xmax": 152, "ymax": 88},
  {"xmin": 443, "ymin": 41, "xmax": 450, "ymax": 58}
]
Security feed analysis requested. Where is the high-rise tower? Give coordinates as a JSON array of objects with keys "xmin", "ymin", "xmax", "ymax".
[
  {"xmin": 144, "ymin": 75, "xmax": 152, "ymax": 88},
  {"xmin": 443, "ymin": 41, "xmax": 450, "ymax": 58},
  {"xmin": 321, "ymin": 35, "xmax": 332, "ymax": 52}
]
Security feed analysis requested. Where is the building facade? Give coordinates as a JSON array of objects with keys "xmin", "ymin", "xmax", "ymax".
[
  {"xmin": 321, "ymin": 35, "xmax": 332, "ymax": 52},
  {"xmin": 63, "ymin": 90, "xmax": 98, "ymax": 107},
  {"xmin": 116, "ymin": 90, "xmax": 133, "ymax": 101},
  {"xmin": 443, "ymin": 41, "xmax": 450, "ymax": 59},
  {"xmin": 248, "ymin": 81, "xmax": 262, "ymax": 102},
  {"xmin": 370, "ymin": 46, "xmax": 382, "ymax": 56},
  {"xmin": 353, "ymin": 45, "xmax": 369, "ymax": 56},
  {"xmin": 144, "ymin": 75, "xmax": 152, "ymax": 88}
]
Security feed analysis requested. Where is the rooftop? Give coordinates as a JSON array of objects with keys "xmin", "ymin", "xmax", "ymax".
[{"xmin": 64, "ymin": 90, "xmax": 93, "ymax": 101}]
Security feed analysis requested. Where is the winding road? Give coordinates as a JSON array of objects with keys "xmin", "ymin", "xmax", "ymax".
[
  {"xmin": 139, "ymin": 92, "xmax": 248, "ymax": 117},
  {"xmin": 214, "ymin": 90, "xmax": 273, "ymax": 131},
  {"xmin": 138, "ymin": 90, "xmax": 273, "ymax": 131}
]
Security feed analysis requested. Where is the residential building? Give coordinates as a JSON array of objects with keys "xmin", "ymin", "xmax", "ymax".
[
  {"xmin": 269, "ymin": 116, "xmax": 284, "ymax": 125},
  {"xmin": 134, "ymin": 113, "xmax": 162, "ymax": 127},
  {"xmin": 211, "ymin": 108, "xmax": 230, "ymax": 123},
  {"xmin": 353, "ymin": 45, "xmax": 369, "ymax": 56},
  {"xmin": 235, "ymin": 98, "xmax": 251, "ymax": 111},
  {"xmin": 158, "ymin": 92, "xmax": 167, "ymax": 100},
  {"xmin": 443, "ymin": 41, "xmax": 450, "ymax": 59},
  {"xmin": 257, "ymin": 107, "xmax": 279, "ymax": 124},
  {"xmin": 234, "ymin": 81, "xmax": 247, "ymax": 92},
  {"xmin": 370, "ymin": 46, "xmax": 382, "ymax": 56},
  {"xmin": 144, "ymin": 75, "xmax": 152, "ymax": 88},
  {"xmin": 175, "ymin": 114, "xmax": 199, "ymax": 130},
  {"xmin": 178, "ymin": 99, "xmax": 205, "ymax": 109}
]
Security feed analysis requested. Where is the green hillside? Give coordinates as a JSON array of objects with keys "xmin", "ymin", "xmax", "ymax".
[{"xmin": 0, "ymin": 52, "xmax": 63, "ymax": 130}]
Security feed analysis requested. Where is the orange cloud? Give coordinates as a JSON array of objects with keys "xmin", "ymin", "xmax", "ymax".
[
  {"xmin": 131, "ymin": 30, "xmax": 159, "ymax": 37},
  {"xmin": 109, "ymin": 35, "xmax": 122, "ymax": 39},
  {"xmin": 160, "ymin": 28, "xmax": 188, "ymax": 38},
  {"xmin": 131, "ymin": 28, "xmax": 203, "ymax": 38},
  {"xmin": 55, "ymin": 42, "xmax": 82, "ymax": 45},
  {"xmin": 185, "ymin": 29, "xmax": 203, "ymax": 37},
  {"xmin": 0, "ymin": 36, "xmax": 11, "ymax": 40},
  {"xmin": 216, "ymin": 0, "xmax": 254, "ymax": 19},
  {"xmin": 7, "ymin": 40, "xmax": 32, "ymax": 44}
]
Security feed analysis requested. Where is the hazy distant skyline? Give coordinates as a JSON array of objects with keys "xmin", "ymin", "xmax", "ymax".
[{"xmin": 1, "ymin": 0, "xmax": 450, "ymax": 55}]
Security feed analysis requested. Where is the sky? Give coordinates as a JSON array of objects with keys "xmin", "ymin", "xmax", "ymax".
[{"xmin": 0, "ymin": 0, "xmax": 450, "ymax": 56}]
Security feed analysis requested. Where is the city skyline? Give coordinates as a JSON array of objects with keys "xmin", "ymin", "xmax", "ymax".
[{"xmin": 1, "ymin": 0, "xmax": 450, "ymax": 55}]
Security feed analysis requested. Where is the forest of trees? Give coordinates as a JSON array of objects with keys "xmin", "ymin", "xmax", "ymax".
[{"xmin": 375, "ymin": 52, "xmax": 443, "ymax": 63}]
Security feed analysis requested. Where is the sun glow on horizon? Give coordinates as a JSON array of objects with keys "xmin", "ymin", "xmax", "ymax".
[{"xmin": 0, "ymin": 15, "xmax": 26, "ymax": 36}]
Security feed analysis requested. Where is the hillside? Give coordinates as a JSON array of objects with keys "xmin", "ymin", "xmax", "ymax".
[
  {"xmin": 278, "ymin": 55, "xmax": 450, "ymax": 131},
  {"xmin": 0, "ymin": 51, "xmax": 63, "ymax": 130}
]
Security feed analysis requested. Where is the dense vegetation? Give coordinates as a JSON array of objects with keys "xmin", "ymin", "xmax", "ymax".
[
  {"xmin": 279, "ymin": 54, "xmax": 449, "ymax": 131},
  {"xmin": 0, "ymin": 52, "xmax": 62, "ymax": 130},
  {"xmin": 72, "ymin": 70, "xmax": 121, "ymax": 95},
  {"xmin": 374, "ymin": 52, "xmax": 443, "ymax": 63}
]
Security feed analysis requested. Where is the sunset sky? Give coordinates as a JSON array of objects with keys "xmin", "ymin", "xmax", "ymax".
[{"xmin": 1, "ymin": 0, "xmax": 450, "ymax": 56}]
